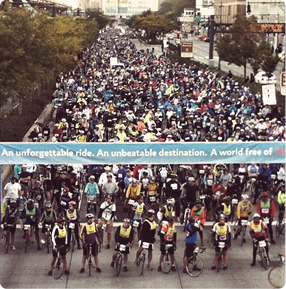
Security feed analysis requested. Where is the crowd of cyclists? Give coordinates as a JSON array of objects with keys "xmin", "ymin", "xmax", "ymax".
[
  {"xmin": 2, "ymin": 162, "xmax": 285, "ymax": 275},
  {"xmin": 2, "ymin": 20, "xmax": 286, "ymax": 282},
  {"xmin": 27, "ymin": 26, "xmax": 285, "ymax": 144}
]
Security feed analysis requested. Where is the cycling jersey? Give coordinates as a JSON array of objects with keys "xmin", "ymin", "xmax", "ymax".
[
  {"xmin": 250, "ymin": 220, "xmax": 267, "ymax": 238},
  {"xmin": 278, "ymin": 191, "xmax": 286, "ymax": 205},
  {"xmin": 132, "ymin": 202, "xmax": 144, "ymax": 220},
  {"xmin": 191, "ymin": 206, "xmax": 206, "ymax": 225},
  {"xmin": 84, "ymin": 182, "xmax": 99, "ymax": 196}
]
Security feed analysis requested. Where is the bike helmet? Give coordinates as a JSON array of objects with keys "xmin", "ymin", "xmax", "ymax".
[
  {"xmin": 188, "ymin": 216, "xmax": 196, "ymax": 223},
  {"xmin": 166, "ymin": 198, "xmax": 175, "ymax": 205},
  {"xmin": 253, "ymin": 213, "xmax": 260, "ymax": 219},
  {"xmin": 147, "ymin": 209, "xmax": 155, "ymax": 217},
  {"xmin": 57, "ymin": 218, "xmax": 64, "ymax": 223},
  {"xmin": 260, "ymin": 192, "xmax": 268, "ymax": 197},
  {"xmin": 219, "ymin": 214, "xmax": 225, "ymax": 220},
  {"xmin": 89, "ymin": 175, "xmax": 95, "ymax": 181},
  {"xmin": 188, "ymin": 177, "xmax": 195, "ymax": 182},
  {"xmin": 166, "ymin": 216, "xmax": 174, "ymax": 223},
  {"xmin": 171, "ymin": 173, "xmax": 178, "ymax": 178},
  {"xmin": 123, "ymin": 218, "xmax": 131, "ymax": 223},
  {"xmin": 63, "ymin": 187, "xmax": 69, "ymax": 193},
  {"xmin": 10, "ymin": 198, "xmax": 17, "ymax": 208},
  {"xmin": 223, "ymin": 196, "xmax": 231, "ymax": 201},
  {"xmin": 10, "ymin": 175, "xmax": 17, "ymax": 181},
  {"xmin": 132, "ymin": 178, "xmax": 137, "ymax": 183},
  {"xmin": 86, "ymin": 213, "xmax": 94, "ymax": 220},
  {"xmin": 150, "ymin": 176, "xmax": 156, "ymax": 181},
  {"xmin": 241, "ymin": 194, "xmax": 249, "ymax": 199},
  {"xmin": 26, "ymin": 199, "xmax": 34, "ymax": 204},
  {"xmin": 69, "ymin": 201, "xmax": 76, "ymax": 207},
  {"xmin": 45, "ymin": 202, "xmax": 52, "ymax": 209}
]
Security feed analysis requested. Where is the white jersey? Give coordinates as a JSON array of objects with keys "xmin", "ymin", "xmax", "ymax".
[
  {"xmin": 100, "ymin": 201, "xmax": 116, "ymax": 221},
  {"xmin": 4, "ymin": 182, "xmax": 21, "ymax": 199}
]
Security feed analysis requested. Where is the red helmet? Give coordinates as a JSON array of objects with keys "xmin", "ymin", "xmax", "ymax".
[
  {"xmin": 69, "ymin": 201, "xmax": 76, "ymax": 207},
  {"xmin": 260, "ymin": 192, "xmax": 268, "ymax": 197},
  {"xmin": 57, "ymin": 218, "xmax": 64, "ymax": 223},
  {"xmin": 63, "ymin": 187, "xmax": 69, "ymax": 193}
]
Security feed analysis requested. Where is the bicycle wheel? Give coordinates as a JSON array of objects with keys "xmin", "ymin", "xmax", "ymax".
[
  {"xmin": 5, "ymin": 233, "xmax": 10, "ymax": 254},
  {"xmin": 52, "ymin": 255, "xmax": 64, "ymax": 279},
  {"xmin": 241, "ymin": 227, "xmax": 246, "ymax": 247},
  {"xmin": 161, "ymin": 253, "xmax": 172, "ymax": 274},
  {"xmin": 268, "ymin": 266, "xmax": 285, "ymax": 288},
  {"xmin": 140, "ymin": 254, "xmax": 145, "ymax": 275},
  {"xmin": 217, "ymin": 252, "xmax": 222, "ymax": 272},
  {"xmin": 187, "ymin": 254, "xmax": 203, "ymax": 277},
  {"xmin": 209, "ymin": 231, "xmax": 215, "ymax": 248},
  {"xmin": 89, "ymin": 255, "xmax": 92, "ymax": 277},
  {"xmin": 260, "ymin": 250, "xmax": 268, "ymax": 270},
  {"xmin": 116, "ymin": 254, "xmax": 122, "ymax": 276},
  {"xmin": 25, "ymin": 233, "xmax": 29, "ymax": 253}
]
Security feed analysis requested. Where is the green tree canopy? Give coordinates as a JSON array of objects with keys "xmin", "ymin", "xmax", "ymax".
[{"xmin": 216, "ymin": 14, "xmax": 264, "ymax": 79}]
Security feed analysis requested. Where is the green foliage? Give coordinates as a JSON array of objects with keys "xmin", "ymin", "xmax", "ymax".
[
  {"xmin": 261, "ymin": 50, "xmax": 280, "ymax": 79},
  {"xmin": 159, "ymin": 0, "xmax": 195, "ymax": 18},
  {"xmin": 86, "ymin": 9, "xmax": 109, "ymax": 30},
  {"xmin": 249, "ymin": 41, "xmax": 270, "ymax": 76},
  {"xmin": 0, "ymin": 3, "xmax": 100, "ymax": 106},
  {"xmin": 158, "ymin": 0, "xmax": 173, "ymax": 16},
  {"xmin": 216, "ymin": 14, "xmax": 263, "ymax": 79},
  {"xmin": 133, "ymin": 13, "xmax": 177, "ymax": 37}
]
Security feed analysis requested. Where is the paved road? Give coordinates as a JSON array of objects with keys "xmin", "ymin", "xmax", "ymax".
[{"xmin": 0, "ymin": 221, "xmax": 284, "ymax": 288}]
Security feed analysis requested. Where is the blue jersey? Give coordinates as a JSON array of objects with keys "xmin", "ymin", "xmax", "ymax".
[{"xmin": 186, "ymin": 223, "xmax": 199, "ymax": 244}]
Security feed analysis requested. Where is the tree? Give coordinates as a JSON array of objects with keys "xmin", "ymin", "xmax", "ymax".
[
  {"xmin": 86, "ymin": 9, "xmax": 109, "ymax": 30},
  {"xmin": 172, "ymin": 0, "xmax": 195, "ymax": 18},
  {"xmin": 158, "ymin": 0, "xmax": 173, "ymax": 16},
  {"xmin": 133, "ymin": 14, "xmax": 177, "ymax": 38},
  {"xmin": 216, "ymin": 14, "xmax": 263, "ymax": 79},
  {"xmin": 261, "ymin": 50, "xmax": 280, "ymax": 81}
]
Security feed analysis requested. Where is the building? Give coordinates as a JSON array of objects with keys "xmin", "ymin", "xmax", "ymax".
[
  {"xmin": 213, "ymin": 0, "xmax": 246, "ymax": 24},
  {"xmin": 78, "ymin": 0, "xmax": 101, "ymax": 11}
]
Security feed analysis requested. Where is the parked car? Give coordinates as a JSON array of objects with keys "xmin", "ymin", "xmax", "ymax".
[{"xmin": 254, "ymin": 71, "xmax": 277, "ymax": 84}]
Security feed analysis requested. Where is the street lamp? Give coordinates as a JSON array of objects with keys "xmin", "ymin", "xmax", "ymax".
[{"xmin": 246, "ymin": 2, "xmax": 251, "ymax": 15}]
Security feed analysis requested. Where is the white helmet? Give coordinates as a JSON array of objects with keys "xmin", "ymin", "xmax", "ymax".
[
  {"xmin": 253, "ymin": 213, "xmax": 260, "ymax": 219},
  {"xmin": 167, "ymin": 198, "xmax": 175, "ymax": 205}
]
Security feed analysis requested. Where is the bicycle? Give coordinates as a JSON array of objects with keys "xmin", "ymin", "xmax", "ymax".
[
  {"xmin": 186, "ymin": 246, "xmax": 205, "ymax": 277},
  {"xmin": 138, "ymin": 242, "xmax": 152, "ymax": 275},
  {"xmin": 183, "ymin": 202, "xmax": 192, "ymax": 232},
  {"xmin": 161, "ymin": 244, "xmax": 174, "ymax": 274},
  {"xmin": 87, "ymin": 195, "xmax": 96, "ymax": 215},
  {"xmin": 247, "ymin": 177, "xmax": 256, "ymax": 199},
  {"xmin": 98, "ymin": 223, "xmax": 106, "ymax": 253},
  {"xmin": 127, "ymin": 198, "xmax": 135, "ymax": 219},
  {"xmin": 45, "ymin": 224, "xmax": 52, "ymax": 254},
  {"xmin": 231, "ymin": 195, "xmax": 238, "ymax": 222},
  {"xmin": 256, "ymin": 239, "xmax": 269, "ymax": 270},
  {"xmin": 268, "ymin": 254, "xmax": 285, "ymax": 288},
  {"xmin": 87, "ymin": 243, "xmax": 93, "ymax": 277},
  {"xmin": 4, "ymin": 224, "xmax": 13, "ymax": 254},
  {"xmin": 216, "ymin": 242, "xmax": 228, "ymax": 273},
  {"xmin": 209, "ymin": 227, "xmax": 216, "ymax": 248},
  {"xmin": 233, "ymin": 219, "xmax": 248, "ymax": 246},
  {"xmin": 69, "ymin": 222, "xmax": 76, "ymax": 252},
  {"xmin": 115, "ymin": 244, "xmax": 126, "ymax": 276},
  {"xmin": 52, "ymin": 246, "xmax": 64, "ymax": 279},
  {"xmin": 23, "ymin": 223, "xmax": 33, "ymax": 253}
]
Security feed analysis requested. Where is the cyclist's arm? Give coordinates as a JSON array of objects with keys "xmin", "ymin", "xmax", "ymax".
[
  {"xmin": 3, "ymin": 207, "xmax": 9, "ymax": 224},
  {"xmin": 277, "ymin": 191, "xmax": 282, "ymax": 204},
  {"xmin": 270, "ymin": 201, "xmax": 276, "ymax": 218},
  {"xmin": 21, "ymin": 208, "xmax": 26, "ymax": 219},
  {"xmin": 52, "ymin": 226, "xmax": 57, "ymax": 248},
  {"xmin": 77, "ymin": 210, "xmax": 81, "ymax": 223},
  {"xmin": 237, "ymin": 203, "xmax": 241, "ymax": 218},
  {"xmin": 95, "ymin": 183, "xmax": 99, "ymax": 196},
  {"xmin": 114, "ymin": 226, "xmax": 120, "ymax": 244},
  {"xmin": 3, "ymin": 189, "xmax": 7, "ymax": 197},
  {"xmin": 39, "ymin": 211, "xmax": 45, "ymax": 223},
  {"xmin": 257, "ymin": 202, "xmax": 261, "ymax": 215},
  {"xmin": 249, "ymin": 202, "xmax": 254, "ymax": 213},
  {"xmin": 126, "ymin": 185, "xmax": 131, "ymax": 199},
  {"xmin": 128, "ymin": 228, "xmax": 134, "ymax": 245},
  {"xmin": 84, "ymin": 183, "xmax": 89, "ymax": 194},
  {"xmin": 79, "ymin": 224, "xmax": 85, "ymax": 239}
]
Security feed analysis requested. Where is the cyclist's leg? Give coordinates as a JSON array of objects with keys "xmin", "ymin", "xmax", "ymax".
[{"xmin": 10, "ymin": 226, "xmax": 16, "ymax": 247}]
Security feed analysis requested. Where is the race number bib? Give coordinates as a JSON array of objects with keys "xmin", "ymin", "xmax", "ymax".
[
  {"xmin": 219, "ymin": 235, "xmax": 226, "ymax": 241},
  {"xmin": 261, "ymin": 209, "xmax": 269, "ymax": 214},
  {"xmin": 171, "ymin": 184, "xmax": 178, "ymax": 190}
]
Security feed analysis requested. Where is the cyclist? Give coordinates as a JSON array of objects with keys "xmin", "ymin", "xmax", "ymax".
[
  {"xmin": 131, "ymin": 195, "xmax": 146, "ymax": 243},
  {"xmin": 249, "ymin": 213, "xmax": 270, "ymax": 266},
  {"xmin": 21, "ymin": 199, "xmax": 41, "ymax": 250},
  {"xmin": 3, "ymin": 175, "xmax": 22, "ymax": 202},
  {"xmin": 225, "ymin": 179, "xmax": 240, "ymax": 200},
  {"xmin": 211, "ymin": 180, "xmax": 225, "ymax": 220},
  {"xmin": 117, "ymin": 164, "xmax": 127, "ymax": 196},
  {"xmin": 40, "ymin": 202, "xmax": 57, "ymax": 245},
  {"xmin": 277, "ymin": 185, "xmax": 285, "ymax": 223},
  {"xmin": 211, "ymin": 214, "xmax": 231, "ymax": 270},
  {"xmin": 158, "ymin": 216, "xmax": 177, "ymax": 272},
  {"xmin": 98, "ymin": 195, "xmax": 116, "ymax": 249},
  {"xmin": 135, "ymin": 209, "xmax": 157, "ymax": 270},
  {"xmin": 257, "ymin": 192, "xmax": 276, "ymax": 244},
  {"xmin": 84, "ymin": 175, "xmax": 99, "ymax": 214},
  {"xmin": 102, "ymin": 174, "xmax": 119, "ymax": 203},
  {"xmin": 65, "ymin": 201, "xmax": 81, "ymax": 249},
  {"xmin": 146, "ymin": 177, "xmax": 160, "ymax": 210},
  {"xmin": 110, "ymin": 218, "xmax": 134, "ymax": 272},
  {"xmin": 124, "ymin": 169, "xmax": 133, "ymax": 189},
  {"xmin": 234, "ymin": 194, "xmax": 253, "ymax": 241},
  {"xmin": 55, "ymin": 171, "xmax": 72, "ymax": 206},
  {"xmin": 215, "ymin": 196, "xmax": 233, "ymax": 222},
  {"xmin": 183, "ymin": 216, "xmax": 202, "ymax": 273},
  {"xmin": 49, "ymin": 218, "xmax": 69, "ymax": 276},
  {"xmin": 59, "ymin": 187, "xmax": 72, "ymax": 214},
  {"xmin": 220, "ymin": 168, "xmax": 232, "ymax": 188},
  {"xmin": 166, "ymin": 174, "xmax": 181, "ymax": 221},
  {"xmin": 190, "ymin": 200, "xmax": 206, "ymax": 247},
  {"xmin": 30, "ymin": 180, "xmax": 45, "ymax": 215},
  {"xmin": 3, "ymin": 198, "xmax": 18, "ymax": 250},
  {"xmin": 79, "ymin": 213, "xmax": 102, "ymax": 273},
  {"xmin": 181, "ymin": 177, "xmax": 199, "ymax": 221},
  {"xmin": 125, "ymin": 178, "xmax": 141, "ymax": 210},
  {"xmin": 19, "ymin": 164, "xmax": 31, "ymax": 198},
  {"xmin": 160, "ymin": 198, "xmax": 175, "ymax": 223},
  {"xmin": 43, "ymin": 166, "xmax": 53, "ymax": 201}
]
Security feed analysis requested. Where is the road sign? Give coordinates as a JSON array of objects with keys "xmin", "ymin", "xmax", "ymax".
[
  {"xmin": 280, "ymin": 72, "xmax": 286, "ymax": 95},
  {"xmin": 181, "ymin": 42, "xmax": 193, "ymax": 58},
  {"xmin": 262, "ymin": 84, "xmax": 277, "ymax": 105}
]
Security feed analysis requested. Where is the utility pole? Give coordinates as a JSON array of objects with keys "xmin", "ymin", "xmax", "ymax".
[
  {"xmin": 218, "ymin": 1, "xmax": 222, "ymax": 71},
  {"xmin": 209, "ymin": 15, "xmax": 215, "ymax": 67}
]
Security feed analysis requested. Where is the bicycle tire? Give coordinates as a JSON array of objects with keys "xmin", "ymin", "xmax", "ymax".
[
  {"xmin": 161, "ymin": 253, "xmax": 172, "ymax": 274},
  {"xmin": 186, "ymin": 254, "xmax": 204, "ymax": 277},
  {"xmin": 89, "ymin": 255, "xmax": 92, "ymax": 277},
  {"xmin": 5, "ymin": 233, "xmax": 9, "ymax": 254},
  {"xmin": 241, "ymin": 227, "xmax": 245, "ymax": 247},
  {"xmin": 71, "ymin": 231, "xmax": 75, "ymax": 252},
  {"xmin": 140, "ymin": 254, "xmax": 145, "ymax": 275},
  {"xmin": 209, "ymin": 231, "xmax": 215, "ymax": 248},
  {"xmin": 268, "ymin": 266, "xmax": 285, "ymax": 288},
  {"xmin": 217, "ymin": 252, "xmax": 222, "ymax": 272},
  {"xmin": 116, "ymin": 254, "xmax": 122, "ymax": 276},
  {"xmin": 52, "ymin": 254, "xmax": 64, "ymax": 279},
  {"xmin": 25, "ymin": 233, "xmax": 29, "ymax": 253},
  {"xmin": 260, "ymin": 250, "xmax": 268, "ymax": 270}
]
